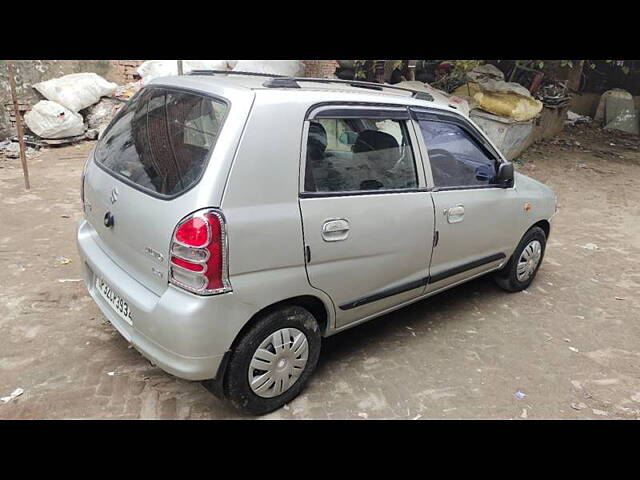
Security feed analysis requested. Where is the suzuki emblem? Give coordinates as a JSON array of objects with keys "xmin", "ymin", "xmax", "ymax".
[{"xmin": 110, "ymin": 187, "xmax": 119, "ymax": 204}]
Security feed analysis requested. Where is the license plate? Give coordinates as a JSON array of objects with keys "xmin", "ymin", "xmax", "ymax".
[{"xmin": 95, "ymin": 276, "xmax": 133, "ymax": 325}]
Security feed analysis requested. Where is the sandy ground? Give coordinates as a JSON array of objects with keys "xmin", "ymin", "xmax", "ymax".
[{"xmin": 1, "ymin": 123, "xmax": 639, "ymax": 419}]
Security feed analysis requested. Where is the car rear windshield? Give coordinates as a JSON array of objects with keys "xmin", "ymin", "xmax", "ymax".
[{"xmin": 94, "ymin": 87, "xmax": 229, "ymax": 198}]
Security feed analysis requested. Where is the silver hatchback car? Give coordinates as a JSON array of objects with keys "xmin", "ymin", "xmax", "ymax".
[{"xmin": 77, "ymin": 71, "xmax": 557, "ymax": 415}]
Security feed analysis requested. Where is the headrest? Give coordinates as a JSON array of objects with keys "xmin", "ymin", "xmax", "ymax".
[
  {"xmin": 307, "ymin": 121, "xmax": 327, "ymax": 160},
  {"xmin": 353, "ymin": 130, "xmax": 399, "ymax": 153}
]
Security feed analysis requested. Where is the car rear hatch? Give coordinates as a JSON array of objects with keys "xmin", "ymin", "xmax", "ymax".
[{"xmin": 82, "ymin": 81, "xmax": 251, "ymax": 296}]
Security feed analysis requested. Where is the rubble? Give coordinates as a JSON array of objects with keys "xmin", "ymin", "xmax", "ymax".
[
  {"xmin": 0, "ymin": 137, "xmax": 39, "ymax": 158},
  {"xmin": 566, "ymin": 111, "xmax": 592, "ymax": 126},
  {"xmin": 0, "ymin": 139, "xmax": 22, "ymax": 158},
  {"xmin": 0, "ymin": 139, "xmax": 39, "ymax": 159},
  {"xmin": 84, "ymin": 97, "xmax": 124, "ymax": 138},
  {"xmin": 114, "ymin": 81, "xmax": 142, "ymax": 101}
]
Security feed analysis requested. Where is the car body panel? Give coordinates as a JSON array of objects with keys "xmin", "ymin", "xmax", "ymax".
[{"xmin": 76, "ymin": 75, "xmax": 556, "ymax": 381}]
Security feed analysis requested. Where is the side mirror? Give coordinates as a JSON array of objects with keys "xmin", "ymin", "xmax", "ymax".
[
  {"xmin": 496, "ymin": 162, "xmax": 514, "ymax": 187},
  {"xmin": 338, "ymin": 131, "xmax": 358, "ymax": 145}
]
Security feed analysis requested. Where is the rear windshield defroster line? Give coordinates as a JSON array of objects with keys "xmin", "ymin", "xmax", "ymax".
[{"xmin": 93, "ymin": 86, "xmax": 229, "ymax": 199}]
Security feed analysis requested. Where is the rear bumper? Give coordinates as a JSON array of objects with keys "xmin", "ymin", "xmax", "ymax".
[{"xmin": 76, "ymin": 219, "xmax": 230, "ymax": 381}]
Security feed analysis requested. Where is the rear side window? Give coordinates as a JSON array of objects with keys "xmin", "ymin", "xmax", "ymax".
[
  {"xmin": 417, "ymin": 120, "xmax": 498, "ymax": 188},
  {"xmin": 94, "ymin": 87, "xmax": 228, "ymax": 197},
  {"xmin": 304, "ymin": 117, "xmax": 418, "ymax": 193}
]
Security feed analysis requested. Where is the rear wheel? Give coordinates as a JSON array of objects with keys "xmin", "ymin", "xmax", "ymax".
[
  {"xmin": 224, "ymin": 306, "xmax": 321, "ymax": 415},
  {"xmin": 494, "ymin": 226, "xmax": 546, "ymax": 292}
]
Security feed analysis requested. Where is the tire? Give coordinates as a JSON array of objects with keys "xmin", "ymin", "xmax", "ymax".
[
  {"xmin": 493, "ymin": 226, "xmax": 547, "ymax": 292},
  {"xmin": 223, "ymin": 305, "xmax": 321, "ymax": 416}
]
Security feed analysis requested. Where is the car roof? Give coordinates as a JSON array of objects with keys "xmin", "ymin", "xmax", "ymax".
[{"xmin": 149, "ymin": 73, "xmax": 465, "ymax": 115}]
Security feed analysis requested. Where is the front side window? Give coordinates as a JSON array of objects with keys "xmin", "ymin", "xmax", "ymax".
[
  {"xmin": 94, "ymin": 87, "xmax": 228, "ymax": 197},
  {"xmin": 417, "ymin": 120, "xmax": 498, "ymax": 188},
  {"xmin": 304, "ymin": 117, "xmax": 418, "ymax": 193}
]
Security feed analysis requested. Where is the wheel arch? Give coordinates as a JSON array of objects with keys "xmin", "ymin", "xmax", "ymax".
[
  {"xmin": 231, "ymin": 295, "xmax": 331, "ymax": 352},
  {"xmin": 204, "ymin": 294, "xmax": 331, "ymax": 398},
  {"xmin": 531, "ymin": 219, "xmax": 550, "ymax": 239}
]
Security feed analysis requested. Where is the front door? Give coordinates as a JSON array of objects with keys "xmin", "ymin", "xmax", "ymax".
[
  {"xmin": 412, "ymin": 109, "xmax": 521, "ymax": 291},
  {"xmin": 299, "ymin": 106, "xmax": 434, "ymax": 327}
]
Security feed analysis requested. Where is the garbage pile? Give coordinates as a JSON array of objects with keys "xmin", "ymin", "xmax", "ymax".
[
  {"xmin": 0, "ymin": 138, "xmax": 39, "ymax": 159},
  {"xmin": 535, "ymin": 81, "xmax": 570, "ymax": 108},
  {"xmin": 2, "ymin": 61, "xmax": 310, "ymax": 157},
  {"xmin": 452, "ymin": 64, "xmax": 543, "ymax": 122},
  {"xmin": 20, "ymin": 72, "xmax": 122, "ymax": 142},
  {"xmin": 565, "ymin": 111, "xmax": 592, "ymax": 126}
]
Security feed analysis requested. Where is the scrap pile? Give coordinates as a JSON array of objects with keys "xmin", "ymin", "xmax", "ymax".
[
  {"xmin": 452, "ymin": 64, "xmax": 543, "ymax": 122},
  {"xmin": 25, "ymin": 73, "xmax": 122, "ymax": 142},
  {"xmin": 1, "ymin": 71, "xmax": 146, "ymax": 159},
  {"xmin": 1, "ymin": 60, "xmax": 309, "ymax": 159},
  {"xmin": 1, "ymin": 72, "xmax": 137, "ymax": 157},
  {"xmin": 535, "ymin": 81, "xmax": 571, "ymax": 108}
]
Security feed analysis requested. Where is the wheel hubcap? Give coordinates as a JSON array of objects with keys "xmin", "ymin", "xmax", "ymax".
[
  {"xmin": 248, "ymin": 328, "xmax": 309, "ymax": 398},
  {"xmin": 516, "ymin": 240, "xmax": 542, "ymax": 282}
]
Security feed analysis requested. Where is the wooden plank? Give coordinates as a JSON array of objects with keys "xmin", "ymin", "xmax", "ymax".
[{"xmin": 6, "ymin": 61, "xmax": 30, "ymax": 190}]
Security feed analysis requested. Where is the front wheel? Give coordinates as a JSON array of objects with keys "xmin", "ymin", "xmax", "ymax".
[
  {"xmin": 494, "ymin": 226, "xmax": 547, "ymax": 292},
  {"xmin": 224, "ymin": 306, "xmax": 321, "ymax": 416}
]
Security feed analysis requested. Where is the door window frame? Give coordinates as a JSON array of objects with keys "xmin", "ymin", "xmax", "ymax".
[
  {"xmin": 409, "ymin": 107, "xmax": 515, "ymax": 192},
  {"xmin": 299, "ymin": 103, "xmax": 429, "ymax": 198}
]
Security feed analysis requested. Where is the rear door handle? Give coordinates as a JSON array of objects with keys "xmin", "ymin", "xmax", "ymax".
[
  {"xmin": 444, "ymin": 205, "xmax": 464, "ymax": 223},
  {"xmin": 322, "ymin": 218, "xmax": 350, "ymax": 242}
]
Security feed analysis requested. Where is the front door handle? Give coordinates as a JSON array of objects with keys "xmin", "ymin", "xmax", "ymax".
[
  {"xmin": 444, "ymin": 205, "xmax": 464, "ymax": 224},
  {"xmin": 322, "ymin": 218, "xmax": 350, "ymax": 242}
]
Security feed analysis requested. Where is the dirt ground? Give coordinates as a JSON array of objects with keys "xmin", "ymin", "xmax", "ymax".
[{"xmin": 1, "ymin": 123, "xmax": 639, "ymax": 419}]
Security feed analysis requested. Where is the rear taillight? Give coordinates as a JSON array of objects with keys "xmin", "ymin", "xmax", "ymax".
[{"xmin": 169, "ymin": 209, "xmax": 231, "ymax": 295}]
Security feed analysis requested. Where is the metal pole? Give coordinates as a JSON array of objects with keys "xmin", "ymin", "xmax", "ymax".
[
  {"xmin": 6, "ymin": 61, "xmax": 30, "ymax": 190},
  {"xmin": 177, "ymin": 60, "xmax": 184, "ymax": 75}
]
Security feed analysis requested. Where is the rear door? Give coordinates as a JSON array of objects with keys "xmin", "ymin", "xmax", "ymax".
[
  {"xmin": 299, "ymin": 105, "xmax": 435, "ymax": 327},
  {"xmin": 83, "ymin": 86, "xmax": 230, "ymax": 295}
]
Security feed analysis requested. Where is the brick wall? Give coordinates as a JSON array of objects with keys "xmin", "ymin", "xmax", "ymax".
[
  {"xmin": 110, "ymin": 60, "xmax": 144, "ymax": 84},
  {"xmin": 302, "ymin": 60, "xmax": 339, "ymax": 78}
]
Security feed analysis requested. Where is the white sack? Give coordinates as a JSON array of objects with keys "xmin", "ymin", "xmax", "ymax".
[
  {"xmin": 233, "ymin": 60, "xmax": 305, "ymax": 77},
  {"xmin": 24, "ymin": 100, "xmax": 86, "ymax": 139},
  {"xmin": 137, "ymin": 60, "xmax": 237, "ymax": 83},
  {"xmin": 34, "ymin": 73, "xmax": 118, "ymax": 112}
]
